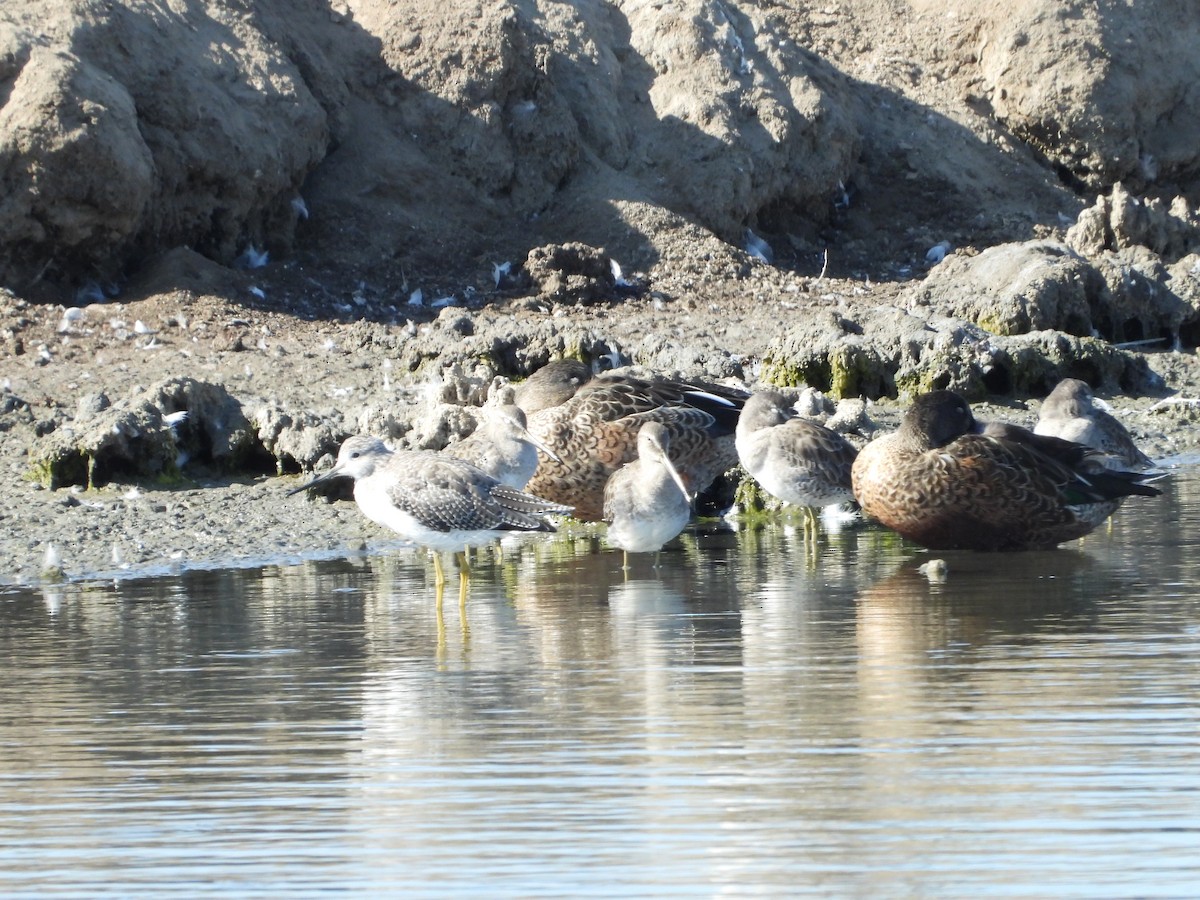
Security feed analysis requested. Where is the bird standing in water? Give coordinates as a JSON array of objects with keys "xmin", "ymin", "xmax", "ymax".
[
  {"xmin": 603, "ymin": 422, "xmax": 693, "ymax": 569},
  {"xmin": 290, "ymin": 436, "xmax": 571, "ymax": 606},
  {"xmin": 852, "ymin": 390, "xmax": 1161, "ymax": 551},
  {"xmin": 735, "ymin": 389, "xmax": 859, "ymax": 537},
  {"xmin": 519, "ymin": 364, "xmax": 745, "ymax": 521}
]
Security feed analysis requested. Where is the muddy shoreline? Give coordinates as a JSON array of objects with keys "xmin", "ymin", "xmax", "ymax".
[{"xmin": 5, "ymin": 275, "xmax": 1199, "ymax": 589}]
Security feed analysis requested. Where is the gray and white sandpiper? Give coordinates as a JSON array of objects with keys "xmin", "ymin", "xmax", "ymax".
[
  {"xmin": 1034, "ymin": 378, "xmax": 1157, "ymax": 471},
  {"xmin": 735, "ymin": 389, "xmax": 859, "ymax": 535},
  {"xmin": 290, "ymin": 436, "xmax": 572, "ymax": 601},
  {"xmin": 443, "ymin": 402, "xmax": 559, "ymax": 490},
  {"xmin": 602, "ymin": 421, "xmax": 693, "ymax": 569}
]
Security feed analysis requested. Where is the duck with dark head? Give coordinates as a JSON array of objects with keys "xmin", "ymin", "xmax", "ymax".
[{"xmin": 851, "ymin": 390, "xmax": 1162, "ymax": 551}]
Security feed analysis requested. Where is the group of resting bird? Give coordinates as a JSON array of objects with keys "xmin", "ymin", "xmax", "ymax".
[{"xmin": 291, "ymin": 360, "xmax": 1164, "ymax": 599}]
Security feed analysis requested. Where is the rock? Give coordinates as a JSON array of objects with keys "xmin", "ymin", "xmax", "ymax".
[
  {"xmin": 976, "ymin": 4, "xmax": 1200, "ymax": 190},
  {"xmin": 1090, "ymin": 247, "xmax": 1195, "ymax": 346},
  {"xmin": 525, "ymin": 243, "xmax": 623, "ymax": 305},
  {"xmin": 252, "ymin": 404, "xmax": 346, "ymax": 473},
  {"xmin": 907, "ymin": 241, "xmax": 1101, "ymax": 337},
  {"xmin": 30, "ymin": 377, "xmax": 265, "ymax": 489},
  {"xmin": 1067, "ymin": 184, "xmax": 1200, "ymax": 261},
  {"xmin": 31, "ymin": 398, "xmax": 178, "ymax": 490},
  {"xmin": 761, "ymin": 305, "xmax": 1159, "ymax": 401},
  {"xmin": 0, "ymin": 4, "xmax": 330, "ymax": 288}
]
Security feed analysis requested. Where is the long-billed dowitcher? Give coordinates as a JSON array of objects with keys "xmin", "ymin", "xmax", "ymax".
[
  {"xmin": 851, "ymin": 390, "xmax": 1161, "ymax": 551},
  {"xmin": 519, "ymin": 365, "xmax": 746, "ymax": 521},
  {"xmin": 1034, "ymin": 378, "xmax": 1156, "ymax": 471},
  {"xmin": 602, "ymin": 421, "xmax": 693, "ymax": 568},
  {"xmin": 289, "ymin": 436, "xmax": 571, "ymax": 599},
  {"xmin": 735, "ymin": 389, "xmax": 859, "ymax": 532}
]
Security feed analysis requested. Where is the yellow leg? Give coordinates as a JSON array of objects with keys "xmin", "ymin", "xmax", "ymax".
[
  {"xmin": 432, "ymin": 551, "xmax": 446, "ymax": 589},
  {"xmin": 435, "ymin": 577, "xmax": 446, "ymax": 652},
  {"xmin": 455, "ymin": 551, "xmax": 471, "ymax": 642}
]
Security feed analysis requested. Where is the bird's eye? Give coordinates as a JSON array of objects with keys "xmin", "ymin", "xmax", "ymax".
[{"xmin": 350, "ymin": 451, "xmax": 360, "ymax": 459}]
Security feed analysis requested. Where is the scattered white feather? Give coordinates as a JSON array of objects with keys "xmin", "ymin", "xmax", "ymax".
[
  {"xmin": 820, "ymin": 504, "xmax": 859, "ymax": 531},
  {"xmin": 75, "ymin": 281, "xmax": 108, "ymax": 305},
  {"xmin": 57, "ymin": 307, "xmax": 84, "ymax": 334},
  {"xmin": 236, "ymin": 246, "xmax": 269, "ymax": 269},
  {"xmin": 163, "ymin": 410, "xmax": 189, "ymax": 428},
  {"xmin": 431, "ymin": 295, "xmax": 455, "ymax": 308},
  {"xmin": 42, "ymin": 543, "xmax": 63, "ymax": 576},
  {"xmin": 408, "ymin": 288, "xmax": 424, "ymax": 306},
  {"xmin": 925, "ymin": 241, "xmax": 952, "ymax": 265},
  {"xmin": 743, "ymin": 228, "xmax": 773, "ymax": 263},
  {"xmin": 133, "ymin": 320, "xmax": 156, "ymax": 334},
  {"xmin": 123, "ymin": 486, "xmax": 142, "ymax": 500},
  {"xmin": 249, "ymin": 286, "xmax": 266, "ymax": 299},
  {"xmin": 492, "ymin": 261, "xmax": 512, "ymax": 287},
  {"xmin": 919, "ymin": 558, "xmax": 949, "ymax": 582},
  {"xmin": 291, "ymin": 195, "xmax": 310, "ymax": 220}
]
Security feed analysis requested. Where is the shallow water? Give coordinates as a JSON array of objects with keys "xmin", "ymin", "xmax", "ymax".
[{"xmin": 2, "ymin": 469, "xmax": 1199, "ymax": 897}]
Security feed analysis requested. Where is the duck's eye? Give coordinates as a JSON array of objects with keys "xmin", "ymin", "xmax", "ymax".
[{"xmin": 349, "ymin": 451, "xmax": 360, "ymax": 459}]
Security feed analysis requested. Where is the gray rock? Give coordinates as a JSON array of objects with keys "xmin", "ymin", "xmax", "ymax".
[
  {"xmin": 906, "ymin": 241, "xmax": 1101, "ymax": 337},
  {"xmin": 32, "ymin": 378, "xmax": 262, "ymax": 489},
  {"xmin": 761, "ymin": 305, "xmax": 1159, "ymax": 401}
]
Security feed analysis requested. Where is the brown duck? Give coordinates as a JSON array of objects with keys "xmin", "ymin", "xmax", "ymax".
[
  {"xmin": 518, "ymin": 363, "xmax": 746, "ymax": 521},
  {"xmin": 852, "ymin": 390, "xmax": 1162, "ymax": 551}
]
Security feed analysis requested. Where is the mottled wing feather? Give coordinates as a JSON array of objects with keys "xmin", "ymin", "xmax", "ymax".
[{"xmin": 776, "ymin": 418, "xmax": 858, "ymax": 487}]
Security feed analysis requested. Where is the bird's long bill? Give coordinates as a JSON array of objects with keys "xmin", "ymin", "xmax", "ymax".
[
  {"xmin": 663, "ymin": 454, "xmax": 693, "ymax": 504},
  {"xmin": 286, "ymin": 468, "xmax": 340, "ymax": 496},
  {"xmin": 522, "ymin": 426, "xmax": 562, "ymax": 462}
]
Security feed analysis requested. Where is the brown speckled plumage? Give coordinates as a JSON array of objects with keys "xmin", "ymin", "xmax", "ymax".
[
  {"xmin": 852, "ymin": 391, "xmax": 1161, "ymax": 551},
  {"xmin": 519, "ymin": 366, "xmax": 745, "ymax": 522}
]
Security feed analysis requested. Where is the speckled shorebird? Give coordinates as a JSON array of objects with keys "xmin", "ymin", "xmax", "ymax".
[
  {"xmin": 443, "ymin": 402, "xmax": 559, "ymax": 490},
  {"xmin": 735, "ymin": 389, "xmax": 859, "ymax": 533},
  {"xmin": 603, "ymin": 422, "xmax": 693, "ymax": 568},
  {"xmin": 851, "ymin": 390, "xmax": 1161, "ymax": 551},
  {"xmin": 1034, "ymin": 378, "xmax": 1157, "ymax": 471},
  {"xmin": 519, "ymin": 365, "xmax": 746, "ymax": 521},
  {"xmin": 289, "ymin": 436, "xmax": 572, "ymax": 600}
]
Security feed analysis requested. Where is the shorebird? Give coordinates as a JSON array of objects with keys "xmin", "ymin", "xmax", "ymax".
[
  {"xmin": 735, "ymin": 389, "xmax": 859, "ymax": 535},
  {"xmin": 443, "ymin": 402, "xmax": 559, "ymax": 490},
  {"xmin": 289, "ymin": 436, "xmax": 572, "ymax": 602},
  {"xmin": 602, "ymin": 422, "xmax": 693, "ymax": 568},
  {"xmin": 1034, "ymin": 378, "xmax": 1156, "ymax": 471},
  {"xmin": 851, "ymin": 390, "xmax": 1161, "ymax": 551},
  {"xmin": 519, "ymin": 365, "xmax": 746, "ymax": 521}
]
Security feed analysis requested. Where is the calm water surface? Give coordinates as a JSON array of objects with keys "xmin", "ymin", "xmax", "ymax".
[{"xmin": 2, "ymin": 469, "xmax": 1199, "ymax": 897}]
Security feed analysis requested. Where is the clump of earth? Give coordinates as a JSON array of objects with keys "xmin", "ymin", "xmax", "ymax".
[{"xmin": 2, "ymin": 0, "xmax": 1199, "ymax": 584}]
